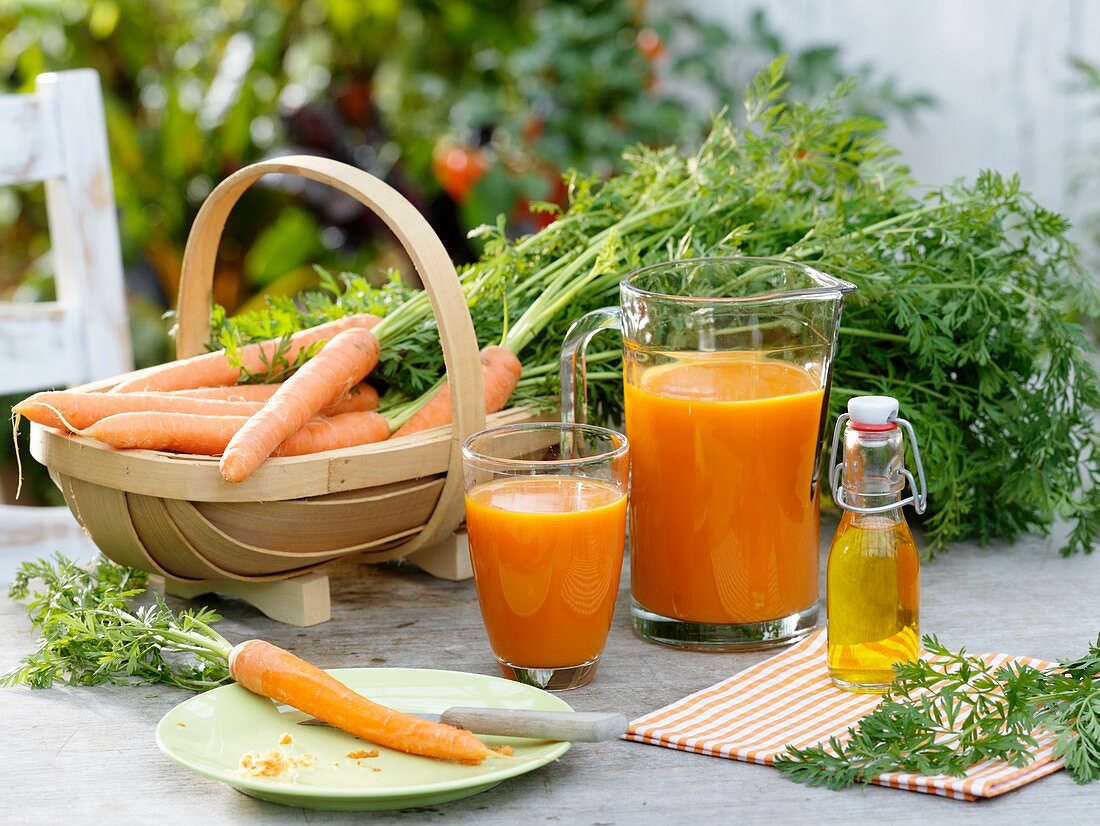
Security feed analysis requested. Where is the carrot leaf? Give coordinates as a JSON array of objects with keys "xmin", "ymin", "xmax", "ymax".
[
  {"xmin": 209, "ymin": 62, "xmax": 1099, "ymax": 555},
  {"xmin": 3, "ymin": 554, "xmax": 232, "ymax": 692}
]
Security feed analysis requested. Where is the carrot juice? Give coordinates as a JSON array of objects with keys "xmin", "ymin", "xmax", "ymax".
[
  {"xmin": 625, "ymin": 356, "xmax": 824, "ymax": 625},
  {"xmin": 464, "ymin": 476, "xmax": 627, "ymax": 668}
]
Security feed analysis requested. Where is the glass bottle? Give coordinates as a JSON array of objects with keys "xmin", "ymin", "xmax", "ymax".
[{"xmin": 826, "ymin": 396, "xmax": 928, "ymax": 693}]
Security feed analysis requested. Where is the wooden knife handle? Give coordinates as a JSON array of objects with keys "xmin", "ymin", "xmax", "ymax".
[{"xmin": 439, "ymin": 707, "xmax": 627, "ymax": 742}]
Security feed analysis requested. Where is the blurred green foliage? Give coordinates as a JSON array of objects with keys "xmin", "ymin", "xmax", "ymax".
[
  {"xmin": 0, "ymin": 0, "xmax": 930, "ymax": 503},
  {"xmin": 0, "ymin": 1, "xmax": 930, "ymax": 306}
]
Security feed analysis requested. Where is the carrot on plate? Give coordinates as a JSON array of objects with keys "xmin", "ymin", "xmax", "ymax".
[
  {"xmin": 229, "ymin": 639, "xmax": 489, "ymax": 764},
  {"xmin": 110, "ymin": 314, "xmax": 380, "ymax": 393},
  {"xmin": 391, "ymin": 345, "xmax": 521, "ymax": 439},
  {"xmin": 12, "ymin": 390, "xmax": 264, "ymax": 431},
  {"xmin": 81, "ymin": 410, "xmax": 390, "ymax": 457},
  {"xmin": 220, "ymin": 327, "xmax": 381, "ymax": 482}
]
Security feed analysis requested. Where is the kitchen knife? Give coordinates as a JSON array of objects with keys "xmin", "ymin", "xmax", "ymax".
[{"xmin": 298, "ymin": 707, "xmax": 627, "ymax": 742}]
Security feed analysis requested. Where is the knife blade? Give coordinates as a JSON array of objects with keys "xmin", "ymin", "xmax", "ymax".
[{"xmin": 298, "ymin": 707, "xmax": 627, "ymax": 742}]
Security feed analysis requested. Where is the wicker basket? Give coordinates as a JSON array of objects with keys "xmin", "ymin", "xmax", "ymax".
[{"xmin": 29, "ymin": 156, "xmax": 541, "ymax": 624}]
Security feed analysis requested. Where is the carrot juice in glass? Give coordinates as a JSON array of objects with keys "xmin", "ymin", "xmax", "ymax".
[
  {"xmin": 462, "ymin": 423, "xmax": 629, "ymax": 689},
  {"xmin": 561, "ymin": 257, "xmax": 855, "ymax": 650}
]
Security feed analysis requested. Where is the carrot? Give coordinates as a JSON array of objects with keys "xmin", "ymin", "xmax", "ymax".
[
  {"xmin": 171, "ymin": 383, "xmax": 381, "ymax": 414},
  {"xmin": 391, "ymin": 345, "xmax": 521, "ymax": 439},
  {"xmin": 220, "ymin": 327, "xmax": 381, "ymax": 482},
  {"xmin": 110, "ymin": 314, "xmax": 380, "ymax": 393},
  {"xmin": 229, "ymin": 639, "xmax": 488, "ymax": 763},
  {"xmin": 81, "ymin": 410, "xmax": 390, "ymax": 456},
  {"xmin": 318, "ymin": 383, "xmax": 381, "ymax": 415},
  {"xmin": 170, "ymin": 385, "xmax": 284, "ymax": 402},
  {"xmin": 83, "ymin": 412, "xmax": 245, "ymax": 455},
  {"xmin": 274, "ymin": 410, "xmax": 390, "ymax": 456},
  {"xmin": 12, "ymin": 390, "xmax": 264, "ymax": 431}
]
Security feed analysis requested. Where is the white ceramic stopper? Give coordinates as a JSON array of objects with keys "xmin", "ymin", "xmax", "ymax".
[{"xmin": 848, "ymin": 395, "xmax": 899, "ymax": 425}]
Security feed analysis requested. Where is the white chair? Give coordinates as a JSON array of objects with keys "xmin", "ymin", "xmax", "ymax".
[{"xmin": 0, "ymin": 70, "xmax": 133, "ymax": 571}]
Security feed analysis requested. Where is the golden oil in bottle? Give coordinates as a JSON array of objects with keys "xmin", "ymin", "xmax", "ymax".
[
  {"xmin": 827, "ymin": 514, "xmax": 919, "ymax": 691},
  {"xmin": 826, "ymin": 396, "xmax": 926, "ymax": 693}
]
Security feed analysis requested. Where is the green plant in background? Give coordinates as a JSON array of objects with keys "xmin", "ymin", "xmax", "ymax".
[
  {"xmin": 401, "ymin": 2, "xmax": 933, "ymax": 233},
  {"xmin": 0, "ymin": 1, "xmax": 931, "ymax": 505},
  {"xmin": 216, "ymin": 62, "xmax": 1098, "ymax": 555},
  {"xmin": 0, "ymin": 1, "xmax": 931, "ymax": 306}
]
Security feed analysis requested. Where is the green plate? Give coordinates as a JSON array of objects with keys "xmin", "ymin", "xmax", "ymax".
[{"xmin": 156, "ymin": 667, "xmax": 573, "ymax": 811}]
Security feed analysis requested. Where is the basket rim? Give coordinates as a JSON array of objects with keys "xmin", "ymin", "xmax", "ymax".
[{"xmin": 31, "ymin": 405, "xmax": 542, "ymax": 503}]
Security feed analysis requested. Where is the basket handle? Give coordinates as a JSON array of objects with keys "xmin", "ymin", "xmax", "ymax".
[{"xmin": 175, "ymin": 155, "xmax": 486, "ymax": 553}]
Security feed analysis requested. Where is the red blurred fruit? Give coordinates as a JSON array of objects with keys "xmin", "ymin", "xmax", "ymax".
[
  {"xmin": 637, "ymin": 27, "xmax": 665, "ymax": 62},
  {"xmin": 432, "ymin": 142, "xmax": 488, "ymax": 202}
]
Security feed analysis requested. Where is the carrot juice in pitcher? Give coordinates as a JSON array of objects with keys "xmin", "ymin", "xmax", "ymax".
[
  {"xmin": 625, "ymin": 356, "xmax": 824, "ymax": 625},
  {"xmin": 561, "ymin": 257, "xmax": 855, "ymax": 650}
]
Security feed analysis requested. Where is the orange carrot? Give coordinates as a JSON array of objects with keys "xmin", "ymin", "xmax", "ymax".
[
  {"xmin": 229, "ymin": 639, "xmax": 488, "ymax": 763},
  {"xmin": 12, "ymin": 390, "xmax": 264, "ymax": 431},
  {"xmin": 220, "ymin": 327, "xmax": 381, "ymax": 482},
  {"xmin": 110, "ymin": 314, "xmax": 380, "ymax": 393},
  {"xmin": 83, "ymin": 412, "xmax": 244, "ymax": 455},
  {"xmin": 81, "ymin": 410, "xmax": 389, "ymax": 456},
  {"xmin": 171, "ymin": 385, "xmax": 284, "ymax": 402},
  {"xmin": 171, "ymin": 383, "xmax": 380, "ymax": 414},
  {"xmin": 391, "ymin": 345, "xmax": 521, "ymax": 439},
  {"xmin": 274, "ymin": 411, "xmax": 390, "ymax": 456},
  {"xmin": 317, "ymin": 383, "xmax": 380, "ymax": 415}
]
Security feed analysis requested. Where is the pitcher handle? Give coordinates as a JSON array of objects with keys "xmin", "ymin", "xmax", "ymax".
[{"xmin": 559, "ymin": 307, "xmax": 622, "ymax": 425}]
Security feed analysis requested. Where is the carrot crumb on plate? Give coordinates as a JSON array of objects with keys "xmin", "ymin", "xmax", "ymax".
[
  {"xmin": 490, "ymin": 745, "xmax": 515, "ymax": 757},
  {"xmin": 235, "ymin": 748, "xmax": 316, "ymax": 779},
  {"xmin": 278, "ymin": 733, "xmax": 293, "ymax": 745},
  {"xmin": 346, "ymin": 748, "xmax": 379, "ymax": 759},
  {"xmin": 176, "ymin": 721, "xmax": 186, "ymax": 728}
]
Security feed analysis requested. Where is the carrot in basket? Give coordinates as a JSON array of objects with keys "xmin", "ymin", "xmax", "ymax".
[
  {"xmin": 229, "ymin": 639, "xmax": 489, "ymax": 763},
  {"xmin": 82, "ymin": 411, "xmax": 245, "ymax": 455},
  {"xmin": 12, "ymin": 390, "xmax": 264, "ymax": 430},
  {"xmin": 172, "ymin": 382, "xmax": 381, "ymax": 413},
  {"xmin": 220, "ymin": 327, "xmax": 381, "ymax": 482},
  {"xmin": 275, "ymin": 410, "xmax": 390, "ymax": 455},
  {"xmin": 171, "ymin": 385, "xmax": 284, "ymax": 402},
  {"xmin": 81, "ymin": 410, "xmax": 390, "ymax": 456},
  {"xmin": 391, "ymin": 345, "xmax": 522, "ymax": 439},
  {"xmin": 320, "ymin": 383, "xmax": 381, "ymax": 415},
  {"xmin": 110, "ymin": 314, "xmax": 380, "ymax": 393}
]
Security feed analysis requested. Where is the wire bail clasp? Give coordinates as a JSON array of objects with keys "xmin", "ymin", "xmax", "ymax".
[{"xmin": 828, "ymin": 413, "xmax": 928, "ymax": 515}]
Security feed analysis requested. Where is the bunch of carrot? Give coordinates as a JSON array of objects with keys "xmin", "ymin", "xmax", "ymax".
[{"xmin": 14, "ymin": 313, "xmax": 522, "ymax": 483}]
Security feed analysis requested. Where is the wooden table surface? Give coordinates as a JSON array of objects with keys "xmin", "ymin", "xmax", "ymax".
[{"xmin": 3, "ymin": 518, "xmax": 1098, "ymax": 824}]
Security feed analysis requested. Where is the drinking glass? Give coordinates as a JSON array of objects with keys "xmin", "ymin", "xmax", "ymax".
[{"xmin": 462, "ymin": 422, "xmax": 629, "ymax": 690}]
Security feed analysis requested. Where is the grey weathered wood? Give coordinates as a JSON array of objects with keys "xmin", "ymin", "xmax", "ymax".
[
  {"xmin": 3, "ymin": 519, "xmax": 1098, "ymax": 823},
  {"xmin": 0, "ymin": 302, "xmax": 86, "ymax": 391},
  {"xmin": 1, "ymin": 69, "xmax": 133, "ymax": 556},
  {"xmin": 0, "ymin": 70, "xmax": 132, "ymax": 396},
  {"xmin": 0, "ymin": 94, "xmax": 64, "ymax": 186},
  {"xmin": 35, "ymin": 70, "xmax": 132, "ymax": 386}
]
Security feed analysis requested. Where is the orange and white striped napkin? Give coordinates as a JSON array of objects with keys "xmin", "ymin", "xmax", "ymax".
[{"xmin": 626, "ymin": 630, "xmax": 1062, "ymax": 800}]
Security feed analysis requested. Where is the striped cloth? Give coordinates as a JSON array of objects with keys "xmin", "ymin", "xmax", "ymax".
[{"xmin": 626, "ymin": 630, "xmax": 1062, "ymax": 800}]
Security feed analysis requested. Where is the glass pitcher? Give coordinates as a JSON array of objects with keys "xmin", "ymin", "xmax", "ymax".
[{"xmin": 560, "ymin": 257, "xmax": 856, "ymax": 650}]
